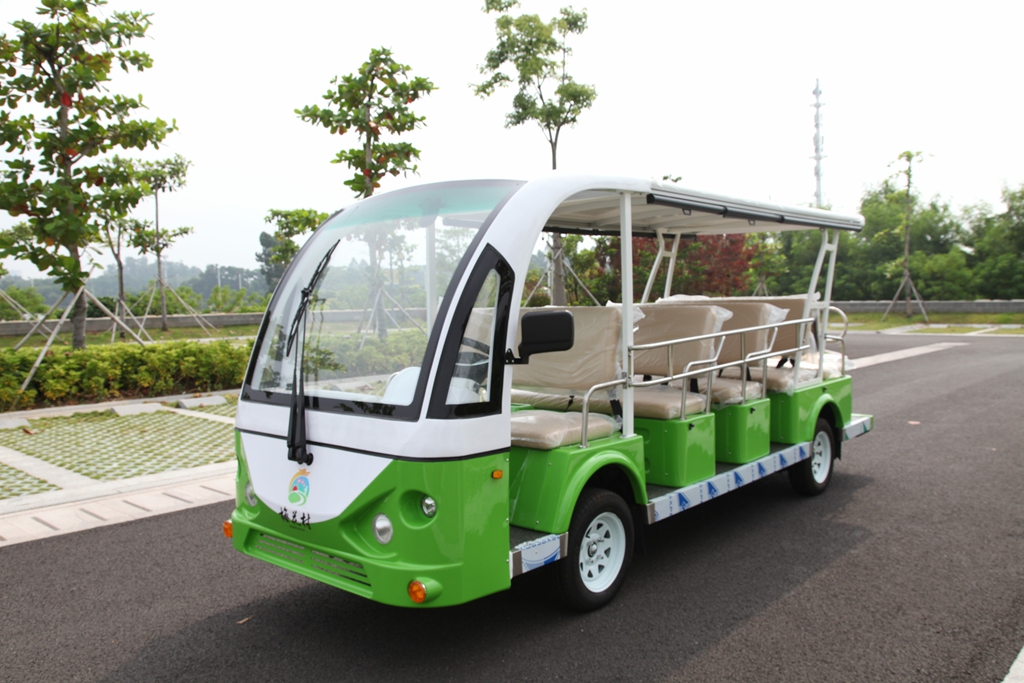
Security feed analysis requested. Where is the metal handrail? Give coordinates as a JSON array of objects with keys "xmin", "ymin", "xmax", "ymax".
[
  {"xmin": 577, "ymin": 316, "xmax": 824, "ymax": 447},
  {"xmin": 579, "ymin": 378, "xmax": 628, "ymax": 448}
]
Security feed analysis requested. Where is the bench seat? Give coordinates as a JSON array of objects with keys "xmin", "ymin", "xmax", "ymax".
[{"xmin": 510, "ymin": 410, "xmax": 617, "ymax": 450}]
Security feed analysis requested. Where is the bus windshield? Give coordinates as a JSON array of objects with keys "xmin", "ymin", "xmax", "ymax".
[{"xmin": 248, "ymin": 180, "xmax": 520, "ymax": 411}]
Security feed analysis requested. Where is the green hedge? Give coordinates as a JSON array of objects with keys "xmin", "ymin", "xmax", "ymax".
[{"xmin": 0, "ymin": 340, "xmax": 253, "ymax": 411}]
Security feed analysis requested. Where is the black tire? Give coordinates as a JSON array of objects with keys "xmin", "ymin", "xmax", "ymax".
[
  {"xmin": 789, "ymin": 417, "xmax": 835, "ymax": 496},
  {"xmin": 556, "ymin": 488, "xmax": 634, "ymax": 611}
]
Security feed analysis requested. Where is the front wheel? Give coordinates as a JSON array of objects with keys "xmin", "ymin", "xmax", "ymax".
[
  {"xmin": 789, "ymin": 417, "xmax": 835, "ymax": 496},
  {"xmin": 556, "ymin": 488, "xmax": 634, "ymax": 611}
]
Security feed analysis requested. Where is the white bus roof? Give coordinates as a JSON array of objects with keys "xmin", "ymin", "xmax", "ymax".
[{"xmin": 533, "ymin": 176, "xmax": 864, "ymax": 236}]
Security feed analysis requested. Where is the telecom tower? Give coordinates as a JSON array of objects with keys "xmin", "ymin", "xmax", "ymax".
[{"xmin": 812, "ymin": 79, "xmax": 825, "ymax": 208}]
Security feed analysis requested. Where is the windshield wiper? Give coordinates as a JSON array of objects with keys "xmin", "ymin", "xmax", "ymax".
[{"xmin": 285, "ymin": 240, "xmax": 340, "ymax": 466}]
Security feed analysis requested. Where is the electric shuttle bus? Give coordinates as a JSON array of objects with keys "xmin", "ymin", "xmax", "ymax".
[{"xmin": 226, "ymin": 175, "xmax": 873, "ymax": 611}]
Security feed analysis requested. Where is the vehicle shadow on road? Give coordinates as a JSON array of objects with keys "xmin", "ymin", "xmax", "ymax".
[{"xmin": 98, "ymin": 472, "xmax": 873, "ymax": 683}]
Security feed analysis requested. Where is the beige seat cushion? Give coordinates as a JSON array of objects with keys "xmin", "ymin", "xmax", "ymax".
[
  {"xmin": 655, "ymin": 299, "xmax": 777, "ymax": 364},
  {"xmin": 714, "ymin": 295, "xmax": 815, "ymax": 356},
  {"xmin": 694, "ymin": 377, "xmax": 763, "ymax": 405},
  {"xmin": 510, "ymin": 410, "xmax": 617, "ymax": 450},
  {"xmin": 633, "ymin": 305, "xmax": 721, "ymax": 377},
  {"xmin": 512, "ymin": 386, "xmax": 706, "ymax": 421},
  {"xmin": 512, "ymin": 306, "xmax": 621, "ymax": 391},
  {"xmin": 721, "ymin": 364, "xmax": 816, "ymax": 393},
  {"xmin": 632, "ymin": 386, "xmax": 707, "ymax": 420}
]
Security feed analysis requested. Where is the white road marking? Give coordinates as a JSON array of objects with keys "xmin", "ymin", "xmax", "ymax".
[
  {"xmin": 0, "ymin": 471, "xmax": 235, "ymax": 547},
  {"xmin": 850, "ymin": 342, "xmax": 969, "ymax": 370},
  {"xmin": 1005, "ymin": 644, "xmax": 1024, "ymax": 683}
]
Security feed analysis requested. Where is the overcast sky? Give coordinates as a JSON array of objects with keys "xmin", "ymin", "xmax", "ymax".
[{"xmin": 2, "ymin": 0, "xmax": 1022, "ymax": 278}]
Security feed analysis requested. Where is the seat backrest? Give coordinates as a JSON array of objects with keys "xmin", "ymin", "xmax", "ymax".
[
  {"xmin": 714, "ymin": 295, "xmax": 813, "ymax": 355},
  {"xmin": 512, "ymin": 306, "xmax": 622, "ymax": 391},
  {"xmin": 634, "ymin": 304, "xmax": 719, "ymax": 377},
  {"xmin": 655, "ymin": 299, "xmax": 775, "ymax": 363}
]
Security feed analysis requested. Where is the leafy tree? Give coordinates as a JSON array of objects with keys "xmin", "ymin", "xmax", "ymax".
[
  {"xmin": 966, "ymin": 184, "xmax": 1024, "ymax": 298},
  {"xmin": 256, "ymin": 231, "xmax": 286, "ymax": 291},
  {"xmin": 131, "ymin": 221, "xmax": 192, "ymax": 327},
  {"xmin": 296, "ymin": 47, "xmax": 435, "ymax": 198},
  {"xmin": 135, "ymin": 154, "xmax": 190, "ymax": 330},
  {"xmin": 0, "ymin": 285, "xmax": 47, "ymax": 320},
  {"xmin": 263, "ymin": 208, "xmax": 328, "ymax": 266},
  {"xmin": 474, "ymin": 0, "xmax": 597, "ymax": 305},
  {"xmin": 0, "ymin": 0, "xmax": 175, "ymax": 348}
]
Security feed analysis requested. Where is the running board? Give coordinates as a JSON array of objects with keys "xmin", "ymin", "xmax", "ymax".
[
  {"xmin": 645, "ymin": 414, "xmax": 874, "ymax": 525},
  {"xmin": 509, "ymin": 527, "xmax": 568, "ymax": 579}
]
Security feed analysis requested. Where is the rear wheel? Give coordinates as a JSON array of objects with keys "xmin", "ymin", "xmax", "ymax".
[
  {"xmin": 789, "ymin": 417, "xmax": 835, "ymax": 496},
  {"xmin": 556, "ymin": 488, "xmax": 634, "ymax": 611}
]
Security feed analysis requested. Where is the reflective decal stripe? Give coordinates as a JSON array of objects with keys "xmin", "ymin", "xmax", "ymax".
[
  {"xmin": 647, "ymin": 442, "xmax": 810, "ymax": 524},
  {"xmin": 843, "ymin": 414, "xmax": 874, "ymax": 441},
  {"xmin": 510, "ymin": 532, "xmax": 569, "ymax": 578}
]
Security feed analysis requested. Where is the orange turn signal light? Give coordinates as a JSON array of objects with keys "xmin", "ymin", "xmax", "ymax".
[
  {"xmin": 408, "ymin": 580, "xmax": 427, "ymax": 604},
  {"xmin": 491, "ymin": 470, "xmax": 503, "ymax": 479},
  {"xmin": 222, "ymin": 520, "xmax": 233, "ymax": 539}
]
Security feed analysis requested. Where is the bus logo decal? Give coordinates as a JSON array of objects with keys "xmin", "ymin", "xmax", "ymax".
[{"xmin": 288, "ymin": 469, "xmax": 311, "ymax": 506}]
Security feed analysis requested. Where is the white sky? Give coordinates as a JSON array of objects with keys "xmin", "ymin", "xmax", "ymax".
[{"xmin": 2, "ymin": 0, "xmax": 1023, "ymax": 278}]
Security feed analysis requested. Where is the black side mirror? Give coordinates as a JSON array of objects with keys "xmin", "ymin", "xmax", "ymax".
[{"xmin": 506, "ymin": 310, "xmax": 574, "ymax": 364}]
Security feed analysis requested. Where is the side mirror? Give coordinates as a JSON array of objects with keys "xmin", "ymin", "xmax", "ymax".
[{"xmin": 507, "ymin": 310, "xmax": 574, "ymax": 364}]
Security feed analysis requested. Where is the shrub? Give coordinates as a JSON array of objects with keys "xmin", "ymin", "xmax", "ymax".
[{"xmin": 0, "ymin": 340, "xmax": 253, "ymax": 411}]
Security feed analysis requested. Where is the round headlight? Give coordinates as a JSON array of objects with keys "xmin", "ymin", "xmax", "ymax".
[
  {"xmin": 244, "ymin": 481, "xmax": 258, "ymax": 507},
  {"xmin": 421, "ymin": 496, "xmax": 437, "ymax": 518},
  {"xmin": 373, "ymin": 513, "xmax": 393, "ymax": 544}
]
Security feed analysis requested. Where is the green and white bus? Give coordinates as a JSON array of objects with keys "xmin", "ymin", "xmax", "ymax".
[{"xmin": 226, "ymin": 175, "xmax": 873, "ymax": 611}]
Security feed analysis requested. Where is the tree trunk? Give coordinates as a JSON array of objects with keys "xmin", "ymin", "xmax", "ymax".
[
  {"xmin": 156, "ymin": 191, "xmax": 168, "ymax": 331},
  {"xmin": 71, "ymin": 284, "xmax": 88, "ymax": 350},
  {"xmin": 549, "ymin": 139, "xmax": 568, "ymax": 306},
  {"xmin": 550, "ymin": 234, "xmax": 567, "ymax": 306},
  {"xmin": 116, "ymin": 252, "xmax": 126, "ymax": 341}
]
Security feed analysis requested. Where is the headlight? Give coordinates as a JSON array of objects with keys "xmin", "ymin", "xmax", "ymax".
[
  {"xmin": 421, "ymin": 496, "xmax": 437, "ymax": 518},
  {"xmin": 244, "ymin": 481, "xmax": 258, "ymax": 507},
  {"xmin": 373, "ymin": 513, "xmax": 393, "ymax": 544}
]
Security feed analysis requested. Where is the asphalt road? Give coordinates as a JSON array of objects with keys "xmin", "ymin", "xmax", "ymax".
[{"xmin": 1, "ymin": 333, "xmax": 1022, "ymax": 683}]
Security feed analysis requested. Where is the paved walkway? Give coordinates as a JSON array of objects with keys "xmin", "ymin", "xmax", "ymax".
[{"xmin": 0, "ymin": 392, "xmax": 238, "ymax": 547}]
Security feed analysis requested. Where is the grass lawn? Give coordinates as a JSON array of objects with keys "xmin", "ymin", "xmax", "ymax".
[
  {"xmin": 0, "ymin": 323, "xmax": 262, "ymax": 349},
  {"xmin": 833, "ymin": 312, "xmax": 1024, "ymax": 331}
]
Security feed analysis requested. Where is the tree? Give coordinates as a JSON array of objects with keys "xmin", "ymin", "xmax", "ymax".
[
  {"xmin": 135, "ymin": 154, "xmax": 190, "ymax": 330},
  {"xmin": 0, "ymin": 0, "xmax": 175, "ymax": 348},
  {"xmin": 882, "ymin": 151, "xmax": 929, "ymax": 320},
  {"xmin": 263, "ymin": 208, "xmax": 328, "ymax": 266},
  {"xmin": 256, "ymin": 231, "xmax": 286, "ymax": 291},
  {"xmin": 474, "ymin": 0, "xmax": 597, "ymax": 305},
  {"xmin": 296, "ymin": 49, "xmax": 435, "ymax": 340},
  {"xmin": 296, "ymin": 47, "xmax": 435, "ymax": 198},
  {"xmin": 131, "ymin": 220, "xmax": 192, "ymax": 327}
]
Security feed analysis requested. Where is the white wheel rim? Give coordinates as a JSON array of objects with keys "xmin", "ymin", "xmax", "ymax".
[
  {"xmin": 811, "ymin": 430, "xmax": 833, "ymax": 485},
  {"xmin": 578, "ymin": 511, "xmax": 626, "ymax": 593}
]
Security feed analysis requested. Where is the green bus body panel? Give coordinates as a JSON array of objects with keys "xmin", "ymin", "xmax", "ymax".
[
  {"xmin": 508, "ymin": 434, "xmax": 645, "ymax": 534},
  {"xmin": 712, "ymin": 398, "xmax": 771, "ymax": 464},
  {"xmin": 768, "ymin": 376, "xmax": 853, "ymax": 443},
  {"xmin": 231, "ymin": 438, "xmax": 510, "ymax": 608},
  {"xmin": 636, "ymin": 413, "xmax": 716, "ymax": 487}
]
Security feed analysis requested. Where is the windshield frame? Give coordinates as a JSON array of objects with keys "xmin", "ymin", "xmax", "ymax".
[{"xmin": 241, "ymin": 179, "xmax": 524, "ymax": 421}]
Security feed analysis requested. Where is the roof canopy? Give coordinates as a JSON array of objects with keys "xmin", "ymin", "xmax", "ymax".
[{"xmin": 544, "ymin": 180, "xmax": 864, "ymax": 237}]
